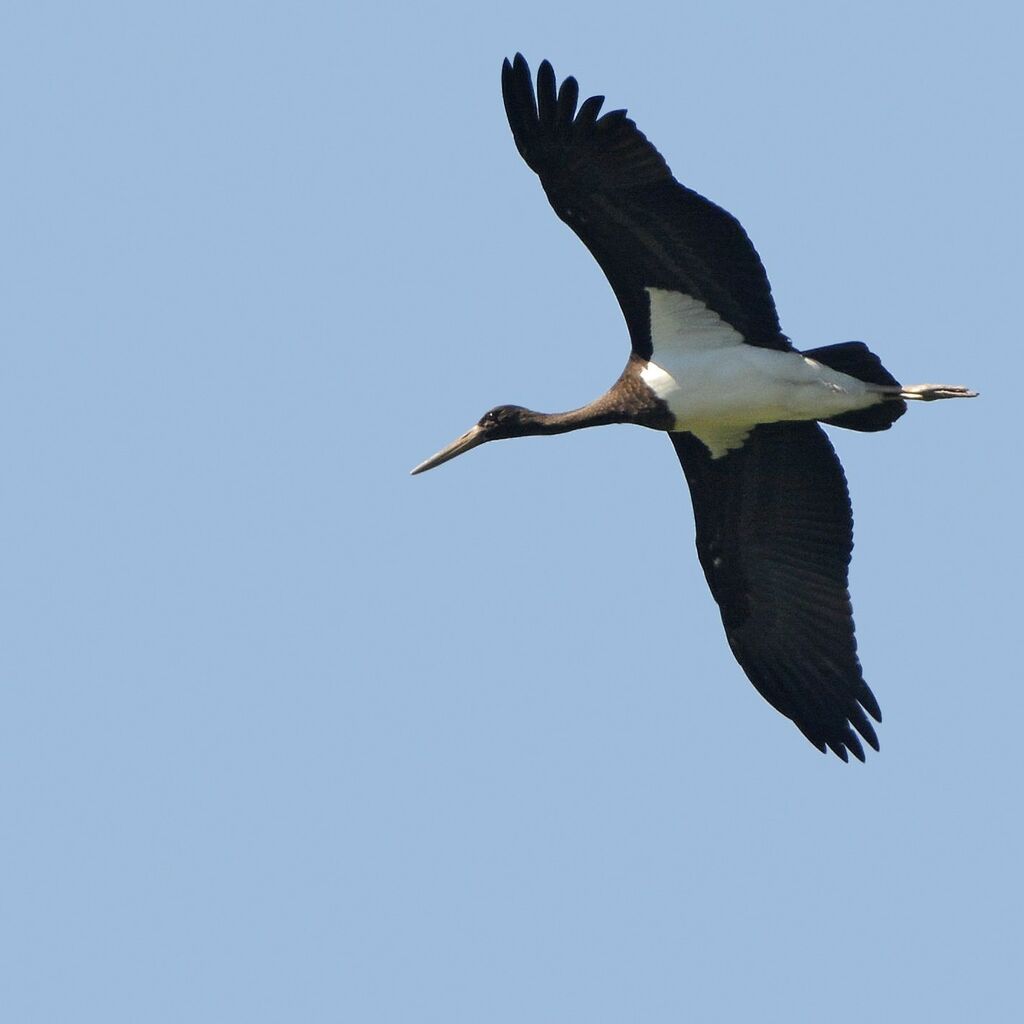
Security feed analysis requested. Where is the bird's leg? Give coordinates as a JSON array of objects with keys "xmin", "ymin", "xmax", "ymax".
[{"xmin": 898, "ymin": 384, "xmax": 979, "ymax": 401}]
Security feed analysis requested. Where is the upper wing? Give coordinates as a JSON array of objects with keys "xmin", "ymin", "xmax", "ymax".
[
  {"xmin": 502, "ymin": 54, "xmax": 790, "ymax": 360},
  {"xmin": 670, "ymin": 423, "xmax": 881, "ymax": 761}
]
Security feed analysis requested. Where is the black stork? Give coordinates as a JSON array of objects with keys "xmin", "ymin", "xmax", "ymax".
[{"xmin": 412, "ymin": 55, "xmax": 976, "ymax": 761}]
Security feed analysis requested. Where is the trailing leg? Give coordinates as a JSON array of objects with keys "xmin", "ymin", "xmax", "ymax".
[{"xmin": 899, "ymin": 383, "xmax": 979, "ymax": 401}]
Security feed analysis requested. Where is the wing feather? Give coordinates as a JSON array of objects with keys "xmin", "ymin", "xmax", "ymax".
[
  {"xmin": 502, "ymin": 55, "xmax": 789, "ymax": 358},
  {"xmin": 670, "ymin": 423, "xmax": 881, "ymax": 761}
]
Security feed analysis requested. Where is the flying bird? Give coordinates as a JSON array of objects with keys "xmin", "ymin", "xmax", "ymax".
[{"xmin": 412, "ymin": 54, "xmax": 976, "ymax": 761}]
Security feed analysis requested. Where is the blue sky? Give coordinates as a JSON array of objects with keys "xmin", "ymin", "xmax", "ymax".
[{"xmin": 3, "ymin": 1, "xmax": 1021, "ymax": 1021}]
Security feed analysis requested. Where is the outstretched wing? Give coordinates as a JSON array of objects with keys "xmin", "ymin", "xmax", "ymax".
[
  {"xmin": 670, "ymin": 424, "xmax": 881, "ymax": 761},
  {"xmin": 501, "ymin": 54, "xmax": 790, "ymax": 359}
]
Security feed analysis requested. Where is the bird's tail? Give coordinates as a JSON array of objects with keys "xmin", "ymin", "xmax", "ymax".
[
  {"xmin": 805, "ymin": 341, "xmax": 907, "ymax": 432},
  {"xmin": 804, "ymin": 341, "xmax": 978, "ymax": 432}
]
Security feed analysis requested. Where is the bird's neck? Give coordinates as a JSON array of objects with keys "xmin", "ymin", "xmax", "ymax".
[
  {"xmin": 520, "ymin": 397, "xmax": 631, "ymax": 436},
  {"xmin": 521, "ymin": 370, "xmax": 674, "ymax": 435}
]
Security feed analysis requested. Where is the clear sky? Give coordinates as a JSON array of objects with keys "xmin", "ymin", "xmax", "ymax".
[{"xmin": 3, "ymin": 1, "xmax": 1021, "ymax": 1021}]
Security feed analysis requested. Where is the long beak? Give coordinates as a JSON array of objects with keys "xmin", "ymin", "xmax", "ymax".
[{"xmin": 410, "ymin": 424, "xmax": 487, "ymax": 475}]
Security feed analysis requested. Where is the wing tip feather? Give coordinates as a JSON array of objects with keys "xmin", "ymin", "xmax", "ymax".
[{"xmin": 501, "ymin": 54, "xmax": 670, "ymax": 187}]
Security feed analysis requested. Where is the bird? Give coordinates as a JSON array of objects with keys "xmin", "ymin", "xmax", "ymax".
[{"xmin": 412, "ymin": 54, "xmax": 976, "ymax": 761}]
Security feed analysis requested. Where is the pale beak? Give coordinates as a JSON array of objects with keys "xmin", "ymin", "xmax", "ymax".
[{"xmin": 410, "ymin": 424, "xmax": 487, "ymax": 475}]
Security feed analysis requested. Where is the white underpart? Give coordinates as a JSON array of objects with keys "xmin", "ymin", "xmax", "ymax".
[{"xmin": 640, "ymin": 288, "xmax": 883, "ymax": 458}]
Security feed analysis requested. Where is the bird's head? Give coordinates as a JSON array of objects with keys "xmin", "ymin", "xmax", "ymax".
[{"xmin": 411, "ymin": 405, "xmax": 535, "ymax": 475}]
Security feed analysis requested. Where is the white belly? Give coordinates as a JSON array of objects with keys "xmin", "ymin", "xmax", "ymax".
[
  {"xmin": 639, "ymin": 288, "xmax": 880, "ymax": 457},
  {"xmin": 642, "ymin": 345, "xmax": 878, "ymax": 422}
]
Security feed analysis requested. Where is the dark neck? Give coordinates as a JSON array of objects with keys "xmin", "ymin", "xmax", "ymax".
[
  {"xmin": 519, "ymin": 397, "xmax": 631, "ymax": 436},
  {"xmin": 518, "ymin": 369, "xmax": 673, "ymax": 436}
]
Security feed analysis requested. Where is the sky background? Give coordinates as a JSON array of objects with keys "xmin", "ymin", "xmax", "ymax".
[{"xmin": 3, "ymin": 1, "xmax": 1021, "ymax": 1021}]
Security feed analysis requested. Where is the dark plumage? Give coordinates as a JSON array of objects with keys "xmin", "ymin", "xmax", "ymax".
[
  {"xmin": 413, "ymin": 55, "xmax": 976, "ymax": 761},
  {"xmin": 501, "ymin": 53, "xmax": 787, "ymax": 358}
]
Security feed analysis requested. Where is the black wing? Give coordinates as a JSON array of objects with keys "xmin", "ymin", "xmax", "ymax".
[
  {"xmin": 502, "ymin": 54, "xmax": 789, "ymax": 359},
  {"xmin": 670, "ymin": 424, "xmax": 881, "ymax": 761}
]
